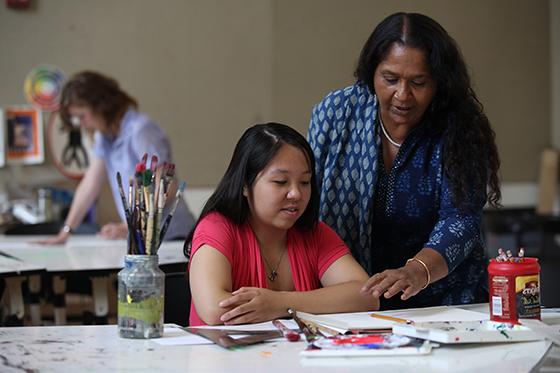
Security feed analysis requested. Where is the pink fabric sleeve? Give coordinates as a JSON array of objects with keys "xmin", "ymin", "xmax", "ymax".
[
  {"xmin": 315, "ymin": 222, "xmax": 351, "ymax": 278},
  {"xmin": 190, "ymin": 213, "xmax": 235, "ymax": 265}
]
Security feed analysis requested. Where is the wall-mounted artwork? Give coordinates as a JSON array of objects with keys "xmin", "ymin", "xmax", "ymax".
[
  {"xmin": 5, "ymin": 105, "xmax": 44, "ymax": 165},
  {"xmin": 24, "ymin": 65, "xmax": 66, "ymax": 111},
  {"xmin": 46, "ymin": 111, "xmax": 93, "ymax": 180}
]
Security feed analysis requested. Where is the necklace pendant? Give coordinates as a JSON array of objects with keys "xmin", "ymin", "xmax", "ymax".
[{"xmin": 268, "ymin": 270, "xmax": 278, "ymax": 282}]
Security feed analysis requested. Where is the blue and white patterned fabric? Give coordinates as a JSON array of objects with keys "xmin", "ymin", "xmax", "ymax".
[{"xmin": 308, "ymin": 83, "xmax": 487, "ymax": 309}]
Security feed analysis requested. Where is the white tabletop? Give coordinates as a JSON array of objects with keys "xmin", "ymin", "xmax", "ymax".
[
  {"xmin": 0, "ymin": 255, "xmax": 44, "ymax": 276},
  {"xmin": 0, "ymin": 325, "xmax": 551, "ymax": 373},
  {"xmin": 0, "ymin": 235, "xmax": 186, "ymax": 274},
  {"xmin": 0, "ymin": 305, "xmax": 557, "ymax": 373}
]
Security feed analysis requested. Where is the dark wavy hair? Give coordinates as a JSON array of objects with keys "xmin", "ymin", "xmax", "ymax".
[
  {"xmin": 183, "ymin": 122, "xmax": 320, "ymax": 258},
  {"xmin": 355, "ymin": 12, "xmax": 501, "ymax": 209},
  {"xmin": 59, "ymin": 71, "xmax": 137, "ymax": 134}
]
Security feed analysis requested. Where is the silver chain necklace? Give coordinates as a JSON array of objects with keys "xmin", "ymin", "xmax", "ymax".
[
  {"xmin": 379, "ymin": 113, "xmax": 402, "ymax": 148},
  {"xmin": 261, "ymin": 248, "xmax": 287, "ymax": 282}
]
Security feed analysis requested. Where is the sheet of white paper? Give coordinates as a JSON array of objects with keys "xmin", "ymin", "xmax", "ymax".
[
  {"xmin": 155, "ymin": 326, "xmax": 287, "ymax": 345},
  {"xmin": 192, "ymin": 319, "xmax": 299, "ymax": 331},
  {"xmin": 298, "ymin": 306, "xmax": 489, "ymax": 330},
  {"xmin": 151, "ymin": 326, "xmax": 214, "ymax": 346},
  {"xmin": 520, "ymin": 319, "xmax": 560, "ymax": 346}
]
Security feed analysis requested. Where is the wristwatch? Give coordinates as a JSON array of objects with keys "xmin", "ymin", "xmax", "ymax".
[{"xmin": 61, "ymin": 224, "xmax": 73, "ymax": 234}]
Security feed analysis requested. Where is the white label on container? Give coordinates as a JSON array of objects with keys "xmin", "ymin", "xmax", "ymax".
[{"xmin": 492, "ymin": 296, "xmax": 503, "ymax": 316}]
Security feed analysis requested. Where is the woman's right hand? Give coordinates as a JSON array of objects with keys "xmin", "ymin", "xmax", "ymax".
[
  {"xmin": 360, "ymin": 263, "xmax": 428, "ymax": 301},
  {"xmin": 34, "ymin": 230, "xmax": 70, "ymax": 245},
  {"xmin": 217, "ymin": 287, "xmax": 287, "ymax": 325}
]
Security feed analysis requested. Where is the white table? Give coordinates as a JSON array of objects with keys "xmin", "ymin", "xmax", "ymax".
[
  {"xmin": 0, "ymin": 305, "xmax": 557, "ymax": 373},
  {"xmin": 0, "ymin": 235, "xmax": 187, "ymax": 325}
]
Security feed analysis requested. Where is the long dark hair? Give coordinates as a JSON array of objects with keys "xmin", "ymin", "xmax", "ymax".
[
  {"xmin": 355, "ymin": 12, "xmax": 501, "ymax": 210},
  {"xmin": 183, "ymin": 122, "xmax": 320, "ymax": 258},
  {"xmin": 60, "ymin": 71, "xmax": 138, "ymax": 134}
]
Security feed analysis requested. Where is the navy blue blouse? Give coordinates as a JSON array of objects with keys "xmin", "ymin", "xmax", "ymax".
[{"xmin": 308, "ymin": 83, "xmax": 488, "ymax": 309}]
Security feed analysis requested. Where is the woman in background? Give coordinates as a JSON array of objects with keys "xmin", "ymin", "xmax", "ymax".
[
  {"xmin": 308, "ymin": 12, "xmax": 501, "ymax": 310},
  {"xmin": 42, "ymin": 71, "xmax": 194, "ymax": 244},
  {"xmin": 186, "ymin": 123, "xmax": 378, "ymax": 326}
]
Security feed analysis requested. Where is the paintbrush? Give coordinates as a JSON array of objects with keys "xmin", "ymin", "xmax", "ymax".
[
  {"xmin": 156, "ymin": 181, "xmax": 186, "ymax": 251},
  {"xmin": 135, "ymin": 163, "xmax": 147, "ymax": 243},
  {"xmin": 153, "ymin": 178, "xmax": 165, "ymax": 250},
  {"xmin": 164, "ymin": 163, "xmax": 175, "ymax": 198},
  {"xmin": 126, "ymin": 176, "xmax": 136, "ymax": 254},
  {"xmin": 145, "ymin": 190, "xmax": 155, "ymax": 255},
  {"xmin": 116, "ymin": 172, "xmax": 133, "ymax": 227},
  {"xmin": 150, "ymin": 155, "xmax": 158, "ymax": 182},
  {"xmin": 153, "ymin": 164, "xmax": 164, "ymax": 218}
]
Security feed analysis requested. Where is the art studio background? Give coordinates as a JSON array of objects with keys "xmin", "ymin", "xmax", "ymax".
[{"xmin": 1, "ymin": 0, "xmax": 560, "ymax": 308}]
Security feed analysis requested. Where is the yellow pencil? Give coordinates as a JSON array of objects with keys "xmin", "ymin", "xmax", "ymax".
[{"xmin": 369, "ymin": 312, "xmax": 413, "ymax": 324}]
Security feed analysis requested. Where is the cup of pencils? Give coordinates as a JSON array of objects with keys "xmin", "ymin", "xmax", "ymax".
[{"xmin": 117, "ymin": 154, "xmax": 186, "ymax": 339}]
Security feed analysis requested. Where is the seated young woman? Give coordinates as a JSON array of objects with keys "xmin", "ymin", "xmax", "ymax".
[{"xmin": 185, "ymin": 123, "xmax": 379, "ymax": 326}]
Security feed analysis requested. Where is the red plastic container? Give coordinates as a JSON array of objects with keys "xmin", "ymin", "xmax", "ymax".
[{"xmin": 488, "ymin": 258, "xmax": 541, "ymax": 323}]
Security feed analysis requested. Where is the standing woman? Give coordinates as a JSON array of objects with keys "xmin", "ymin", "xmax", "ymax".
[
  {"xmin": 308, "ymin": 13, "xmax": 500, "ymax": 310},
  {"xmin": 42, "ymin": 71, "xmax": 194, "ymax": 244},
  {"xmin": 186, "ymin": 123, "xmax": 378, "ymax": 326}
]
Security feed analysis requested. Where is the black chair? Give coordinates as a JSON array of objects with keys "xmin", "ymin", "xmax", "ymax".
[{"xmin": 164, "ymin": 272, "xmax": 191, "ymax": 326}]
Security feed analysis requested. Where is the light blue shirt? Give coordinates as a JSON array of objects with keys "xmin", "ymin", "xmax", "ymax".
[{"xmin": 93, "ymin": 108, "xmax": 194, "ymax": 240}]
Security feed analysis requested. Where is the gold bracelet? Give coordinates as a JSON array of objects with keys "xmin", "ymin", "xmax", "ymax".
[{"xmin": 406, "ymin": 258, "xmax": 430, "ymax": 290}]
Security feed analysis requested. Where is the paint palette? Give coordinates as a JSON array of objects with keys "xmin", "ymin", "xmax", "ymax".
[
  {"xmin": 300, "ymin": 333, "xmax": 433, "ymax": 357},
  {"xmin": 24, "ymin": 65, "xmax": 66, "ymax": 111},
  {"xmin": 393, "ymin": 320, "xmax": 542, "ymax": 344}
]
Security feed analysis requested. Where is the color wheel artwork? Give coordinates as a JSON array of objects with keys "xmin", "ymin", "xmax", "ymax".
[{"xmin": 23, "ymin": 65, "xmax": 66, "ymax": 111}]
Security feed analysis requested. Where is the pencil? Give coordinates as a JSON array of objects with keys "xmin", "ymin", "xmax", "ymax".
[{"xmin": 369, "ymin": 312, "xmax": 413, "ymax": 324}]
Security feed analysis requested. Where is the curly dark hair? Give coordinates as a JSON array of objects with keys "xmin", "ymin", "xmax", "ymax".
[
  {"xmin": 59, "ymin": 71, "xmax": 137, "ymax": 134},
  {"xmin": 355, "ymin": 12, "xmax": 501, "ymax": 210}
]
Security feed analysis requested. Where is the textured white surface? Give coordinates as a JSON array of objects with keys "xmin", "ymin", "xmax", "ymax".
[{"xmin": 0, "ymin": 307, "xmax": 556, "ymax": 373}]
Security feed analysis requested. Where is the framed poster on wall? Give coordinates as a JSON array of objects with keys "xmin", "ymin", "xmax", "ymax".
[{"xmin": 5, "ymin": 105, "xmax": 44, "ymax": 165}]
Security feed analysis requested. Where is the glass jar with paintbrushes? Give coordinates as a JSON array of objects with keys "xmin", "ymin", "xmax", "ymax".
[{"xmin": 116, "ymin": 154, "xmax": 186, "ymax": 339}]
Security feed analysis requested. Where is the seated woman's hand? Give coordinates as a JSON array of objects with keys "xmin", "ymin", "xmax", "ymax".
[
  {"xmin": 218, "ymin": 287, "xmax": 285, "ymax": 325},
  {"xmin": 360, "ymin": 263, "xmax": 428, "ymax": 301},
  {"xmin": 98, "ymin": 222, "xmax": 128, "ymax": 239}
]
